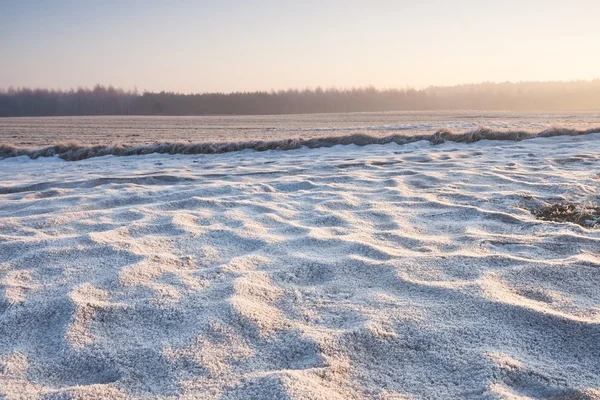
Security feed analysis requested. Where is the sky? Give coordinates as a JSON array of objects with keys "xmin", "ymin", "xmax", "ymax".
[{"xmin": 1, "ymin": 0, "xmax": 599, "ymax": 93}]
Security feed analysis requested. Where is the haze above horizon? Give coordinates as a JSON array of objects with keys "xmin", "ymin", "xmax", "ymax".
[{"xmin": 1, "ymin": 0, "xmax": 599, "ymax": 93}]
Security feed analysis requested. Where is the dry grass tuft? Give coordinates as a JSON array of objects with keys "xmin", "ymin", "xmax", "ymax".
[{"xmin": 532, "ymin": 202, "xmax": 600, "ymax": 228}]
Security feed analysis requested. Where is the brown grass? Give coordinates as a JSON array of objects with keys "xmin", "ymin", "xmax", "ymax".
[
  {"xmin": 2, "ymin": 126, "xmax": 600, "ymax": 161},
  {"xmin": 532, "ymin": 202, "xmax": 600, "ymax": 228}
]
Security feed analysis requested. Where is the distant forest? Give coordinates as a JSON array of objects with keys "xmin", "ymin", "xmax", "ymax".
[{"xmin": 1, "ymin": 81, "xmax": 599, "ymax": 117}]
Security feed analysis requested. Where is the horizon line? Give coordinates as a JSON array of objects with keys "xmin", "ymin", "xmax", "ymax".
[{"xmin": 2, "ymin": 78, "xmax": 600, "ymax": 95}]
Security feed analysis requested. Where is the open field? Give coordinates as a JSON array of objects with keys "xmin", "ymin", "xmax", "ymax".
[
  {"xmin": 2, "ymin": 111, "xmax": 600, "ymax": 148},
  {"xmin": 1, "ymin": 133, "xmax": 599, "ymax": 398}
]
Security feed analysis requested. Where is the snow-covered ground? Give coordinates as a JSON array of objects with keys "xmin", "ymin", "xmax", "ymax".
[{"xmin": 1, "ymin": 135, "xmax": 599, "ymax": 399}]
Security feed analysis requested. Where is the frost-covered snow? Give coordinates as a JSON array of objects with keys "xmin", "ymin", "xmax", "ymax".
[{"xmin": 1, "ymin": 135, "xmax": 600, "ymax": 399}]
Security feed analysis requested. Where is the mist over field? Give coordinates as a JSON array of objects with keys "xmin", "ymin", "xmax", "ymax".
[{"xmin": 2, "ymin": 80, "xmax": 600, "ymax": 117}]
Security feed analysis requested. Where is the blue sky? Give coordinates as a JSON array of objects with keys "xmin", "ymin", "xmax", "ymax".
[{"xmin": 1, "ymin": 0, "xmax": 599, "ymax": 92}]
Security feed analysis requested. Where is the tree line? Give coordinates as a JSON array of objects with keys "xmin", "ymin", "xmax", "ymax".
[{"xmin": 1, "ymin": 81, "xmax": 599, "ymax": 117}]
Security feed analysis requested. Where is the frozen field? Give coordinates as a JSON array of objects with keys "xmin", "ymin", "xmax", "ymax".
[
  {"xmin": 1, "ymin": 131, "xmax": 600, "ymax": 398},
  {"xmin": 2, "ymin": 111, "xmax": 600, "ymax": 148}
]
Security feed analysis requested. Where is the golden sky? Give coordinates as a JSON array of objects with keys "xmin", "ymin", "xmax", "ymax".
[{"xmin": 1, "ymin": 0, "xmax": 599, "ymax": 92}]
